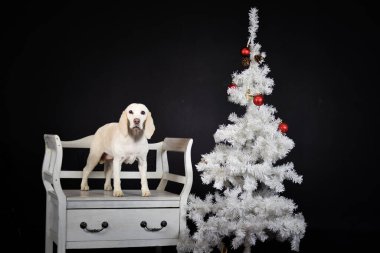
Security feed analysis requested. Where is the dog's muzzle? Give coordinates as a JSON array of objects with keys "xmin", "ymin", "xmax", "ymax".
[{"xmin": 129, "ymin": 124, "xmax": 144, "ymax": 141}]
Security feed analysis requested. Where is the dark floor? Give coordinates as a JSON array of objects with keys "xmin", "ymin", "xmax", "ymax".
[{"xmin": 8, "ymin": 228, "xmax": 376, "ymax": 253}]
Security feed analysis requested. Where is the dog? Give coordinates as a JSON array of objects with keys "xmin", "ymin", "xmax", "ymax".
[{"xmin": 80, "ymin": 103, "xmax": 155, "ymax": 197}]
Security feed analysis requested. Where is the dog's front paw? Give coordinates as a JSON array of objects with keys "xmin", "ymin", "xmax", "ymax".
[
  {"xmin": 81, "ymin": 184, "xmax": 90, "ymax": 191},
  {"xmin": 104, "ymin": 184, "xmax": 113, "ymax": 191},
  {"xmin": 113, "ymin": 189, "xmax": 124, "ymax": 197},
  {"xmin": 142, "ymin": 189, "xmax": 151, "ymax": 197}
]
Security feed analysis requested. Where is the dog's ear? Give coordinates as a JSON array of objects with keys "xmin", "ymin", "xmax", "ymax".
[
  {"xmin": 144, "ymin": 111, "xmax": 155, "ymax": 139},
  {"xmin": 118, "ymin": 110, "xmax": 129, "ymax": 137}
]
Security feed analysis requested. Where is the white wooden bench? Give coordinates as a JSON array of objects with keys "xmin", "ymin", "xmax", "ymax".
[{"xmin": 42, "ymin": 134, "xmax": 193, "ymax": 253}]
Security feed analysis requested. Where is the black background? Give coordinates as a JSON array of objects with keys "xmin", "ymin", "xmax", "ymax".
[{"xmin": 1, "ymin": 1, "xmax": 379, "ymax": 252}]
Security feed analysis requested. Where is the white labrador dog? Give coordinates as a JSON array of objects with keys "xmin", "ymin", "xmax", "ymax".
[{"xmin": 80, "ymin": 103, "xmax": 155, "ymax": 197}]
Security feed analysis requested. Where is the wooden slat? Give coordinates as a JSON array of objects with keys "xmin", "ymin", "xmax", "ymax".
[
  {"xmin": 64, "ymin": 189, "xmax": 180, "ymax": 201},
  {"xmin": 67, "ymin": 200, "xmax": 180, "ymax": 209},
  {"xmin": 163, "ymin": 138, "xmax": 191, "ymax": 152},
  {"xmin": 66, "ymin": 239, "xmax": 178, "ymax": 249},
  {"xmin": 163, "ymin": 172, "xmax": 186, "ymax": 184},
  {"xmin": 64, "ymin": 190, "xmax": 181, "ymax": 208},
  {"xmin": 60, "ymin": 171, "xmax": 163, "ymax": 179},
  {"xmin": 61, "ymin": 136, "xmax": 163, "ymax": 150},
  {"xmin": 148, "ymin": 142, "xmax": 163, "ymax": 150}
]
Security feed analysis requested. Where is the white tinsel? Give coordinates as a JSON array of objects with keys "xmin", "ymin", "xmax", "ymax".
[{"xmin": 178, "ymin": 8, "xmax": 306, "ymax": 253}]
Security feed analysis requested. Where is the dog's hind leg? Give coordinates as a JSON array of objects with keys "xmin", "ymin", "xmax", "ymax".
[
  {"xmin": 104, "ymin": 161, "xmax": 113, "ymax": 191},
  {"xmin": 80, "ymin": 148, "xmax": 102, "ymax": 191}
]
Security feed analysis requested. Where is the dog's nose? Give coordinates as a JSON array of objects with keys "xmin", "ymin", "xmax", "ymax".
[{"xmin": 134, "ymin": 118, "xmax": 140, "ymax": 125}]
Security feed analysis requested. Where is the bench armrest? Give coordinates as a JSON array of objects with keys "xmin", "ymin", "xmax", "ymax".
[
  {"xmin": 158, "ymin": 138, "xmax": 193, "ymax": 198},
  {"xmin": 158, "ymin": 138, "xmax": 193, "ymax": 235},
  {"xmin": 42, "ymin": 134, "xmax": 66, "ymax": 201}
]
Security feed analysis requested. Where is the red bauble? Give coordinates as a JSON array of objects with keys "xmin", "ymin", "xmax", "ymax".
[
  {"xmin": 253, "ymin": 95, "xmax": 264, "ymax": 106},
  {"xmin": 241, "ymin": 47, "xmax": 250, "ymax": 56},
  {"xmin": 278, "ymin": 122, "xmax": 289, "ymax": 133},
  {"xmin": 228, "ymin": 83, "xmax": 237, "ymax": 89}
]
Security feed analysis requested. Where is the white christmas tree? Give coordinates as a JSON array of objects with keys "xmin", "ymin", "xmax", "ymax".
[{"xmin": 178, "ymin": 8, "xmax": 306, "ymax": 253}]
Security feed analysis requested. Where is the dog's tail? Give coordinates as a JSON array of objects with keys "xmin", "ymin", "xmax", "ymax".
[{"xmin": 61, "ymin": 135, "xmax": 95, "ymax": 148}]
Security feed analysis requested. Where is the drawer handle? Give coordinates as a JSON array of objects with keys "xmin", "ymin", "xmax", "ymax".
[
  {"xmin": 140, "ymin": 220, "xmax": 167, "ymax": 232},
  {"xmin": 80, "ymin": 221, "xmax": 108, "ymax": 233}
]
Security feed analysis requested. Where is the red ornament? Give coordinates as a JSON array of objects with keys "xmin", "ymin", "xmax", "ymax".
[
  {"xmin": 228, "ymin": 83, "xmax": 237, "ymax": 89},
  {"xmin": 241, "ymin": 47, "xmax": 250, "ymax": 56},
  {"xmin": 253, "ymin": 95, "xmax": 264, "ymax": 106},
  {"xmin": 278, "ymin": 122, "xmax": 289, "ymax": 133}
]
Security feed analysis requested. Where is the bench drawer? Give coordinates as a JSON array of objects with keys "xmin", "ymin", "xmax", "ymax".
[{"xmin": 67, "ymin": 208, "xmax": 179, "ymax": 242}]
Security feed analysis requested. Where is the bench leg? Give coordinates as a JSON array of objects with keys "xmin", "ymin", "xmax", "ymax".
[
  {"xmin": 57, "ymin": 204, "xmax": 67, "ymax": 253},
  {"xmin": 45, "ymin": 236, "xmax": 53, "ymax": 253},
  {"xmin": 57, "ymin": 227, "xmax": 66, "ymax": 253},
  {"xmin": 57, "ymin": 244, "xmax": 66, "ymax": 253},
  {"xmin": 155, "ymin": 246, "xmax": 162, "ymax": 253},
  {"xmin": 45, "ymin": 195, "xmax": 53, "ymax": 253}
]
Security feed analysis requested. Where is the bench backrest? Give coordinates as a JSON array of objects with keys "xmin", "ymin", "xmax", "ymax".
[{"xmin": 42, "ymin": 135, "xmax": 192, "ymax": 182}]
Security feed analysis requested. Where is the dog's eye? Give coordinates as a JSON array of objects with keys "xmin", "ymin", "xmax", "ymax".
[
  {"xmin": 141, "ymin": 111, "xmax": 145, "ymax": 115},
  {"xmin": 128, "ymin": 110, "xmax": 133, "ymax": 114}
]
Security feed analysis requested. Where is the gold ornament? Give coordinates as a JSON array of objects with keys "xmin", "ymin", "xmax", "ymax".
[
  {"xmin": 245, "ymin": 89, "xmax": 254, "ymax": 100},
  {"xmin": 242, "ymin": 57, "xmax": 250, "ymax": 67},
  {"xmin": 254, "ymin": 54, "xmax": 263, "ymax": 63},
  {"xmin": 220, "ymin": 243, "xmax": 228, "ymax": 253}
]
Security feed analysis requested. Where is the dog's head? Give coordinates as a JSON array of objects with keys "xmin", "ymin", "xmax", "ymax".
[{"xmin": 118, "ymin": 103, "xmax": 155, "ymax": 141}]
